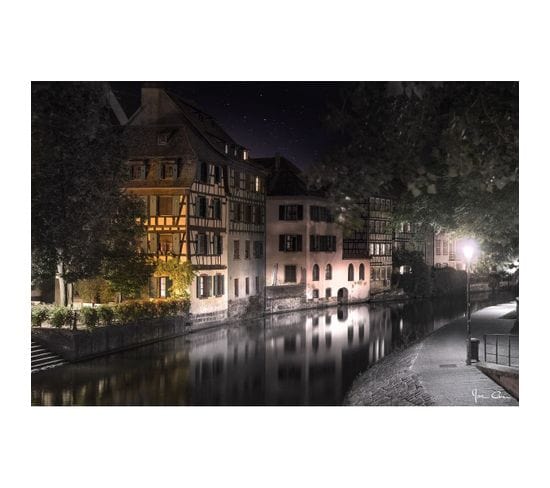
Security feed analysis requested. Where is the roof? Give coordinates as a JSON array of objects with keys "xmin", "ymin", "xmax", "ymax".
[{"xmin": 253, "ymin": 155, "xmax": 326, "ymax": 197}]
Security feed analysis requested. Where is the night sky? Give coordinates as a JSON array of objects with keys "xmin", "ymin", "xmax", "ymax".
[{"xmin": 111, "ymin": 82, "xmax": 346, "ymax": 169}]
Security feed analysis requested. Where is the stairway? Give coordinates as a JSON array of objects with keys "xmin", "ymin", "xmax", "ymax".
[{"xmin": 31, "ymin": 341, "xmax": 67, "ymax": 373}]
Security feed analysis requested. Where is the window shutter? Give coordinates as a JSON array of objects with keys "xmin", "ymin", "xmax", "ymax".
[
  {"xmin": 149, "ymin": 233, "xmax": 158, "ymax": 253},
  {"xmin": 173, "ymin": 196, "xmax": 181, "ymax": 217},
  {"xmin": 207, "ymin": 276, "xmax": 212, "ymax": 297},
  {"xmin": 297, "ymin": 205, "xmax": 303, "ymax": 220},
  {"xmin": 149, "ymin": 196, "xmax": 157, "ymax": 216},
  {"xmin": 196, "ymin": 277, "xmax": 201, "ymax": 297},
  {"xmin": 279, "ymin": 235, "xmax": 285, "ymax": 251},
  {"xmin": 297, "ymin": 235, "xmax": 303, "ymax": 251},
  {"xmin": 218, "ymin": 235, "xmax": 223, "ymax": 255},
  {"xmin": 279, "ymin": 205, "xmax": 285, "ymax": 220},
  {"xmin": 332, "ymin": 236, "xmax": 336, "ymax": 251},
  {"xmin": 140, "ymin": 235, "xmax": 148, "ymax": 253},
  {"xmin": 172, "ymin": 233, "xmax": 180, "ymax": 255}
]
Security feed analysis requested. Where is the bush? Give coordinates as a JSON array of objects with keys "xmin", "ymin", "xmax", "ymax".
[
  {"xmin": 80, "ymin": 307, "xmax": 99, "ymax": 329},
  {"xmin": 31, "ymin": 306, "xmax": 50, "ymax": 327},
  {"xmin": 50, "ymin": 306, "xmax": 73, "ymax": 328},
  {"xmin": 97, "ymin": 305, "xmax": 115, "ymax": 325},
  {"xmin": 110, "ymin": 298, "xmax": 190, "ymax": 325}
]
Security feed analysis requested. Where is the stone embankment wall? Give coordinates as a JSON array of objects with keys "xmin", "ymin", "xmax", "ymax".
[{"xmin": 32, "ymin": 315, "xmax": 190, "ymax": 362}]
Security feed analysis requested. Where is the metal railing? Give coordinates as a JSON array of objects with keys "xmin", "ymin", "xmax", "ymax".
[{"xmin": 483, "ymin": 334, "xmax": 519, "ymax": 367}]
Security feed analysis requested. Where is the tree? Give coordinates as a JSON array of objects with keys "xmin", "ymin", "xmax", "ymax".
[
  {"xmin": 393, "ymin": 248, "xmax": 432, "ymax": 297},
  {"xmin": 310, "ymin": 82, "xmax": 518, "ymax": 265},
  {"xmin": 32, "ymin": 82, "xmax": 147, "ymax": 304}
]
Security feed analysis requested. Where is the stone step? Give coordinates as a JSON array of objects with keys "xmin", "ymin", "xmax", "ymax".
[
  {"xmin": 32, "ymin": 357, "xmax": 66, "ymax": 370},
  {"xmin": 31, "ymin": 351, "xmax": 53, "ymax": 360}
]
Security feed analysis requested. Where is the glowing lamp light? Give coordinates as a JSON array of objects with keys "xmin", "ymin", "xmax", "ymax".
[{"xmin": 463, "ymin": 244, "xmax": 474, "ymax": 263}]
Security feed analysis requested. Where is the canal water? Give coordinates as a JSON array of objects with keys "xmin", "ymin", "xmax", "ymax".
[{"xmin": 31, "ymin": 291, "xmax": 515, "ymax": 406}]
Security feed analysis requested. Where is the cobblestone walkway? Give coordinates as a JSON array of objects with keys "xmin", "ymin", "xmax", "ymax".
[
  {"xmin": 344, "ymin": 301, "xmax": 519, "ymax": 406},
  {"xmin": 344, "ymin": 342, "xmax": 434, "ymax": 406}
]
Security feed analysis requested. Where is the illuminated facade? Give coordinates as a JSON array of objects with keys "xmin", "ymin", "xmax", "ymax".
[
  {"xmin": 123, "ymin": 85, "xmax": 265, "ymax": 320},
  {"xmin": 257, "ymin": 156, "xmax": 370, "ymax": 312}
]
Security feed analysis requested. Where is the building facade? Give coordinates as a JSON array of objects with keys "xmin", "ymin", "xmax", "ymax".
[
  {"xmin": 123, "ymin": 85, "xmax": 265, "ymax": 321},
  {"xmin": 257, "ymin": 156, "xmax": 370, "ymax": 313},
  {"xmin": 343, "ymin": 196, "xmax": 393, "ymax": 295}
]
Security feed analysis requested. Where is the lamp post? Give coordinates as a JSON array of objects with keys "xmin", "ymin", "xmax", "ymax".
[{"xmin": 463, "ymin": 244, "xmax": 474, "ymax": 365}]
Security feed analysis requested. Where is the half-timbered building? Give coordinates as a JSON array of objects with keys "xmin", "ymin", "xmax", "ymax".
[{"xmin": 123, "ymin": 85, "xmax": 266, "ymax": 321}]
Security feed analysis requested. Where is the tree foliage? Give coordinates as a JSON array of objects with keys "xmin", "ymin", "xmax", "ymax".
[
  {"xmin": 32, "ymin": 82, "xmax": 149, "ymax": 301},
  {"xmin": 310, "ymin": 82, "xmax": 518, "ymax": 264},
  {"xmin": 154, "ymin": 258, "xmax": 196, "ymax": 299}
]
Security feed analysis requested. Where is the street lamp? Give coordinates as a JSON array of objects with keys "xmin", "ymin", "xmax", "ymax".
[{"xmin": 463, "ymin": 244, "xmax": 475, "ymax": 365}]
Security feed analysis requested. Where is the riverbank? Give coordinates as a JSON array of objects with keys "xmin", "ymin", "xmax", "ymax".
[{"xmin": 344, "ymin": 300, "xmax": 519, "ymax": 406}]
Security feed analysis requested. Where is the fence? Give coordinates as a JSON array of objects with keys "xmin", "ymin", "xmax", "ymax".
[{"xmin": 483, "ymin": 334, "xmax": 519, "ymax": 367}]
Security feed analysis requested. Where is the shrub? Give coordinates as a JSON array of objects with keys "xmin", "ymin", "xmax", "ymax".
[
  {"xmin": 31, "ymin": 306, "xmax": 50, "ymax": 327},
  {"xmin": 97, "ymin": 305, "xmax": 115, "ymax": 325},
  {"xmin": 50, "ymin": 306, "xmax": 73, "ymax": 328},
  {"xmin": 80, "ymin": 307, "xmax": 99, "ymax": 329}
]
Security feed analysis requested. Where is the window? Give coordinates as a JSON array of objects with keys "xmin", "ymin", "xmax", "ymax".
[
  {"xmin": 278, "ymin": 204, "xmax": 303, "ymax": 221},
  {"xmin": 375, "ymin": 198, "xmax": 380, "ymax": 210},
  {"xmin": 255, "ymin": 176, "xmax": 261, "ymax": 192},
  {"xmin": 244, "ymin": 205, "xmax": 252, "ymax": 223},
  {"xmin": 159, "ymin": 276, "xmax": 168, "ymax": 297},
  {"xmin": 158, "ymin": 196, "xmax": 172, "ymax": 216},
  {"xmin": 213, "ymin": 274, "xmax": 224, "ymax": 296},
  {"xmin": 253, "ymin": 241, "xmax": 263, "ymax": 258},
  {"xmin": 197, "ymin": 275, "xmax": 211, "ymax": 298},
  {"xmin": 159, "ymin": 234, "xmax": 173, "ymax": 253},
  {"xmin": 348, "ymin": 264, "xmax": 355, "ymax": 281},
  {"xmin": 369, "ymin": 243, "xmax": 374, "ymax": 256},
  {"xmin": 234, "ymin": 278, "xmax": 239, "ymax": 297},
  {"xmin": 310, "ymin": 235, "xmax": 337, "ymax": 252},
  {"xmin": 162, "ymin": 163, "xmax": 176, "ymax": 179},
  {"xmin": 196, "ymin": 196, "xmax": 207, "ymax": 218},
  {"xmin": 199, "ymin": 162, "xmax": 208, "ymax": 183},
  {"xmin": 131, "ymin": 164, "xmax": 145, "ymax": 179},
  {"xmin": 359, "ymin": 263, "xmax": 365, "ymax": 280},
  {"xmin": 436, "ymin": 239, "xmax": 442, "ymax": 255},
  {"xmin": 245, "ymin": 277, "xmax": 250, "ymax": 295},
  {"xmin": 375, "ymin": 243, "xmax": 380, "ymax": 255},
  {"xmin": 212, "ymin": 198, "xmax": 222, "ymax": 220},
  {"xmin": 197, "ymin": 233, "xmax": 208, "ymax": 255},
  {"xmin": 214, "ymin": 165, "xmax": 221, "ymax": 184},
  {"xmin": 213, "ymin": 234, "xmax": 223, "ymax": 255},
  {"xmin": 255, "ymin": 276, "xmax": 260, "ymax": 294},
  {"xmin": 326, "ymin": 288, "xmax": 332, "ymax": 298},
  {"xmin": 245, "ymin": 240, "xmax": 250, "ymax": 259},
  {"xmin": 325, "ymin": 264, "xmax": 332, "ymax": 280},
  {"xmin": 233, "ymin": 240, "xmax": 240, "ymax": 259},
  {"xmin": 385, "ymin": 199, "xmax": 391, "ymax": 211},
  {"xmin": 279, "ymin": 234, "xmax": 302, "ymax": 252},
  {"xmin": 312, "ymin": 264, "xmax": 319, "ymax": 281},
  {"xmin": 284, "ymin": 265, "xmax": 297, "ymax": 283},
  {"xmin": 224, "ymin": 144, "xmax": 229, "ymax": 154},
  {"xmin": 312, "ymin": 289, "xmax": 319, "ymax": 299},
  {"xmin": 375, "ymin": 221, "xmax": 380, "ymax": 233},
  {"xmin": 442, "ymin": 240, "xmax": 449, "ymax": 255},
  {"xmin": 243, "ymin": 150, "xmax": 248, "ymax": 161},
  {"xmin": 380, "ymin": 243, "xmax": 385, "ymax": 255},
  {"xmin": 157, "ymin": 133, "xmax": 169, "ymax": 145}
]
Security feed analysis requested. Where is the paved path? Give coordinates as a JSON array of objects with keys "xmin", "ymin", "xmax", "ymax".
[{"xmin": 345, "ymin": 300, "xmax": 518, "ymax": 406}]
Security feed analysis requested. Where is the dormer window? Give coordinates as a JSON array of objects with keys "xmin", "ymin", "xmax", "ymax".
[
  {"xmin": 130, "ymin": 162, "xmax": 145, "ymax": 180},
  {"xmin": 243, "ymin": 150, "xmax": 248, "ymax": 161},
  {"xmin": 224, "ymin": 143, "xmax": 229, "ymax": 154},
  {"xmin": 157, "ymin": 133, "xmax": 169, "ymax": 145}
]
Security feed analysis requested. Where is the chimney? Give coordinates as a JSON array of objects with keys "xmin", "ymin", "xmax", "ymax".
[{"xmin": 141, "ymin": 82, "xmax": 165, "ymax": 121}]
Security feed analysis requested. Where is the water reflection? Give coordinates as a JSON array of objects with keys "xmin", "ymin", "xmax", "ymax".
[{"xmin": 31, "ymin": 291, "xmax": 514, "ymax": 406}]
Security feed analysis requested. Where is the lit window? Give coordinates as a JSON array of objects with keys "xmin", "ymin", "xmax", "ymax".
[
  {"xmin": 255, "ymin": 176, "xmax": 261, "ymax": 192},
  {"xmin": 243, "ymin": 150, "xmax": 248, "ymax": 160},
  {"xmin": 224, "ymin": 144, "xmax": 229, "ymax": 154}
]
